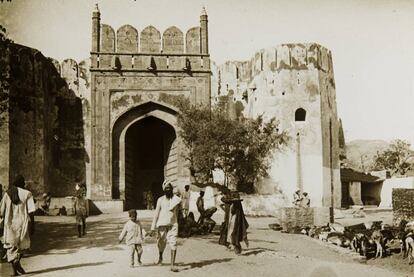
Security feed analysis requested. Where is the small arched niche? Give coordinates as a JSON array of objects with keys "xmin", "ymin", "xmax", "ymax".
[{"xmin": 295, "ymin": 108, "xmax": 306, "ymax": 121}]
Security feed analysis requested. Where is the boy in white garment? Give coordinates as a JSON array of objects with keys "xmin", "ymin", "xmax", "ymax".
[{"xmin": 119, "ymin": 209, "xmax": 146, "ymax": 267}]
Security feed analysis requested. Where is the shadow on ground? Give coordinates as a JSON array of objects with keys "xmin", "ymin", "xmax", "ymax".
[
  {"xmin": 249, "ymin": 238, "xmax": 278, "ymax": 244},
  {"xmin": 177, "ymin": 258, "xmax": 233, "ymax": 271},
  {"xmin": 29, "ymin": 217, "xmax": 154, "ymax": 256},
  {"xmin": 240, "ymin": 247, "xmax": 278, "ymax": 256},
  {"xmin": 27, "ymin": 261, "xmax": 112, "ymax": 275}
]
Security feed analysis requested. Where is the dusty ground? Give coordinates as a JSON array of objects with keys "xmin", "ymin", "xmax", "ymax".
[
  {"xmin": 336, "ymin": 210, "xmax": 414, "ymax": 276},
  {"xmin": 0, "ymin": 211, "xmax": 412, "ymax": 277}
]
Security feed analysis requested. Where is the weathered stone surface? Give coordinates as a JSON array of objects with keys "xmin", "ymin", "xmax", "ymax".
[
  {"xmin": 162, "ymin": 26, "xmax": 184, "ymax": 53},
  {"xmin": 117, "ymin": 25, "xmax": 138, "ymax": 53},
  {"xmin": 313, "ymin": 207, "xmax": 331, "ymax": 226},
  {"xmin": 0, "ymin": 43, "xmax": 88, "ymax": 198},
  {"xmin": 140, "ymin": 25, "xmax": 161, "ymax": 53},
  {"xmin": 392, "ymin": 188, "xmax": 414, "ymax": 225},
  {"xmin": 186, "ymin": 27, "xmax": 201, "ymax": 54},
  {"xmin": 211, "ymin": 43, "xmax": 341, "ymax": 208},
  {"xmin": 101, "ymin": 24, "xmax": 115, "ymax": 52},
  {"xmin": 279, "ymin": 207, "xmax": 330, "ymax": 232},
  {"xmin": 280, "ymin": 207, "xmax": 314, "ymax": 232}
]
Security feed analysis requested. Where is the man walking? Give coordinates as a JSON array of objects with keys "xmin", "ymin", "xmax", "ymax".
[
  {"xmin": 0, "ymin": 175, "xmax": 36, "ymax": 275},
  {"xmin": 150, "ymin": 180, "xmax": 181, "ymax": 272}
]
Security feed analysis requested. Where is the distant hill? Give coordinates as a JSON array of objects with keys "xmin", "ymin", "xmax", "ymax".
[{"xmin": 344, "ymin": 140, "xmax": 389, "ymax": 171}]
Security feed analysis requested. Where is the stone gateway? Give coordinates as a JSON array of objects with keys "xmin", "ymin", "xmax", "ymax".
[
  {"xmin": 0, "ymin": 6, "xmax": 341, "ymax": 212},
  {"xmin": 89, "ymin": 6, "xmax": 211, "ymax": 210}
]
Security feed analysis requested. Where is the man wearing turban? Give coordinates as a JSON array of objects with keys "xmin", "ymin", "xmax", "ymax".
[{"xmin": 150, "ymin": 180, "xmax": 182, "ymax": 272}]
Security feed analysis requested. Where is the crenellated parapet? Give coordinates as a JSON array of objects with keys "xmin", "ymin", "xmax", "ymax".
[
  {"xmin": 60, "ymin": 58, "xmax": 90, "ymax": 87},
  {"xmin": 218, "ymin": 43, "xmax": 334, "ymax": 85},
  {"xmin": 253, "ymin": 43, "xmax": 333, "ymax": 75},
  {"xmin": 90, "ymin": 4, "xmax": 210, "ymax": 73}
]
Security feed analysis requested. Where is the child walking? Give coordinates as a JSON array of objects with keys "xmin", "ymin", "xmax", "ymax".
[
  {"xmin": 74, "ymin": 183, "xmax": 89, "ymax": 237},
  {"xmin": 119, "ymin": 209, "xmax": 146, "ymax": 268}
]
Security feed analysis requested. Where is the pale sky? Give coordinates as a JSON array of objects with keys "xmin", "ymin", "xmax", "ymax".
[{"xmin": 1, "ymin": 0, "xmax": 413, "ymax": 146}]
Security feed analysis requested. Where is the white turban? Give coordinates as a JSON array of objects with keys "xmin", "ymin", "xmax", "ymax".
[{"xmin": 162, "ymin": 180, "xmax": 173, "ymax": 191}]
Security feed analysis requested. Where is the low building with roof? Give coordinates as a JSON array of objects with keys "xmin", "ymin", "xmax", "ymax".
[{"xmin": 340, "ymin": 167, "xmax": 384, "ymax": 208}]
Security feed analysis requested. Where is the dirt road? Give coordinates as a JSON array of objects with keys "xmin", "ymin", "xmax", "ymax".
[{"xmin": 0, "ymin": 212, "xmax": 410, "ymax": 277}]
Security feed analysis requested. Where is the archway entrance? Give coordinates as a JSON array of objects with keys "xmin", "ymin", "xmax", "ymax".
[
  {"xmin": 111, "ymin": 102, "xmax": 180, "ymax": 210},
  {"xmin": 122, "ymin": 116, "xmax": 176, "ymax": 210}
]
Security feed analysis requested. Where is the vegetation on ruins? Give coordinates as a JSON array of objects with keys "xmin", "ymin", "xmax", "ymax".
[
  {"xmin": 176, "ymin": 99, "xmax": 289, "ymax": 193},
  {"xmin": 373, "ymin": 139, "xmax": 414, "ymax": 177}
]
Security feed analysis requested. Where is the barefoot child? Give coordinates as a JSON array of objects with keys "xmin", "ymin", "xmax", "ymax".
[{"xmin": 119, "ymin": 209, "xmax": 146, "ymax": 268}]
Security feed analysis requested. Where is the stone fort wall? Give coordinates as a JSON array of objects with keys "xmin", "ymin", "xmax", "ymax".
[
  {"xmin": 212, "ymin": 43, "xmax": 341, "ymax": 208},
  {"xmin": 1, "ymin": 6, "xmax": 341, "ymax": 210},
  {"xmin": 88, "ymin": 7, "xmax": 211, "ymax": 201},
  {"xmin": 0, "ymin": 42, "xmax": 90, "ymax": 197},
  {"xmin": 92, "ymin": 24, "xmax": 210, "ymax": 71}
]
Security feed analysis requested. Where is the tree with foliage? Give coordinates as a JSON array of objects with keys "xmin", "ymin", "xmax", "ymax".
[
  {"xmin": 373, "ymin": 139, "xmax": 414, "ymax": 176},
  {"xmin": 176, "ymin": 99, "xmax": 289, "ymax": 193}
]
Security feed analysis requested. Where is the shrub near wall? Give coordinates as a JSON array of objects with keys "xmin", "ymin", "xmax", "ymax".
[{"xmin": 392, "ymin": 188, "xmax": 414, "ymax": 225}]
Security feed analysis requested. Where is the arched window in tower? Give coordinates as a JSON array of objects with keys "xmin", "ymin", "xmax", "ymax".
[{"xmin": 295, "ymin": 108, "xmax": 306, "ymax": 121}]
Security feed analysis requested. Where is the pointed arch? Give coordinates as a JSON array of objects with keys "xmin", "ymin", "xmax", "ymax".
[{"xmin": 111, "ymin": 102, "xmax": 179, "ymax": 201}]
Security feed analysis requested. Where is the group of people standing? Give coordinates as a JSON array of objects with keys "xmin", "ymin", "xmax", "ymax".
[
  {"xmin": 0, "ymin": 176, "xmax": 250, "ymax": 274},
  {"xmin": 118, "ymin": 181, "xmax": 250, "ymax": 272}
]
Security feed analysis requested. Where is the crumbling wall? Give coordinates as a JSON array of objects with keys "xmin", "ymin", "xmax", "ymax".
[
  {"xmin": 50, "ymin": 58, "xmax": 89, "ymax": 197},
  {"xmin": 1, "ymin": 42, "xmax": 87, "ymax": 197},
  {"xmin": 6, "ymin": 45, "xmax": 60, "ymax": 196},
  {"xmin": 0, "ymin": 39, "xmax": 11, "ymax": 192},
  {"xmin": 211, "ymin": 43, "xmax": 341, "ymax": 208}
]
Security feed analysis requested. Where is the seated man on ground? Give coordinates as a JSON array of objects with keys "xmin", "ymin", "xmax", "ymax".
[{"xmin": 196, "ymin": 190, "xmax": 216, "ymax": 234}]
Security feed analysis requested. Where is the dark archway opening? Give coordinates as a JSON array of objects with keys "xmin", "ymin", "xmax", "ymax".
[{"xmin": 124, "ymin": 116, "xmax": 176, "ymax": 210}]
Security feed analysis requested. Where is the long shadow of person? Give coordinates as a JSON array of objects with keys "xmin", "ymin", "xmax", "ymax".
[
  {"xmin": 176, "ymin": 258, "xmax": 232, "ymax": 272},
  {"xmin": 27, "ymin": 261, "xmax": 112, "ymax": 275},
  {"xmin": 239, "ymin": 247, "xmax": 278, "ymax": 256}
]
